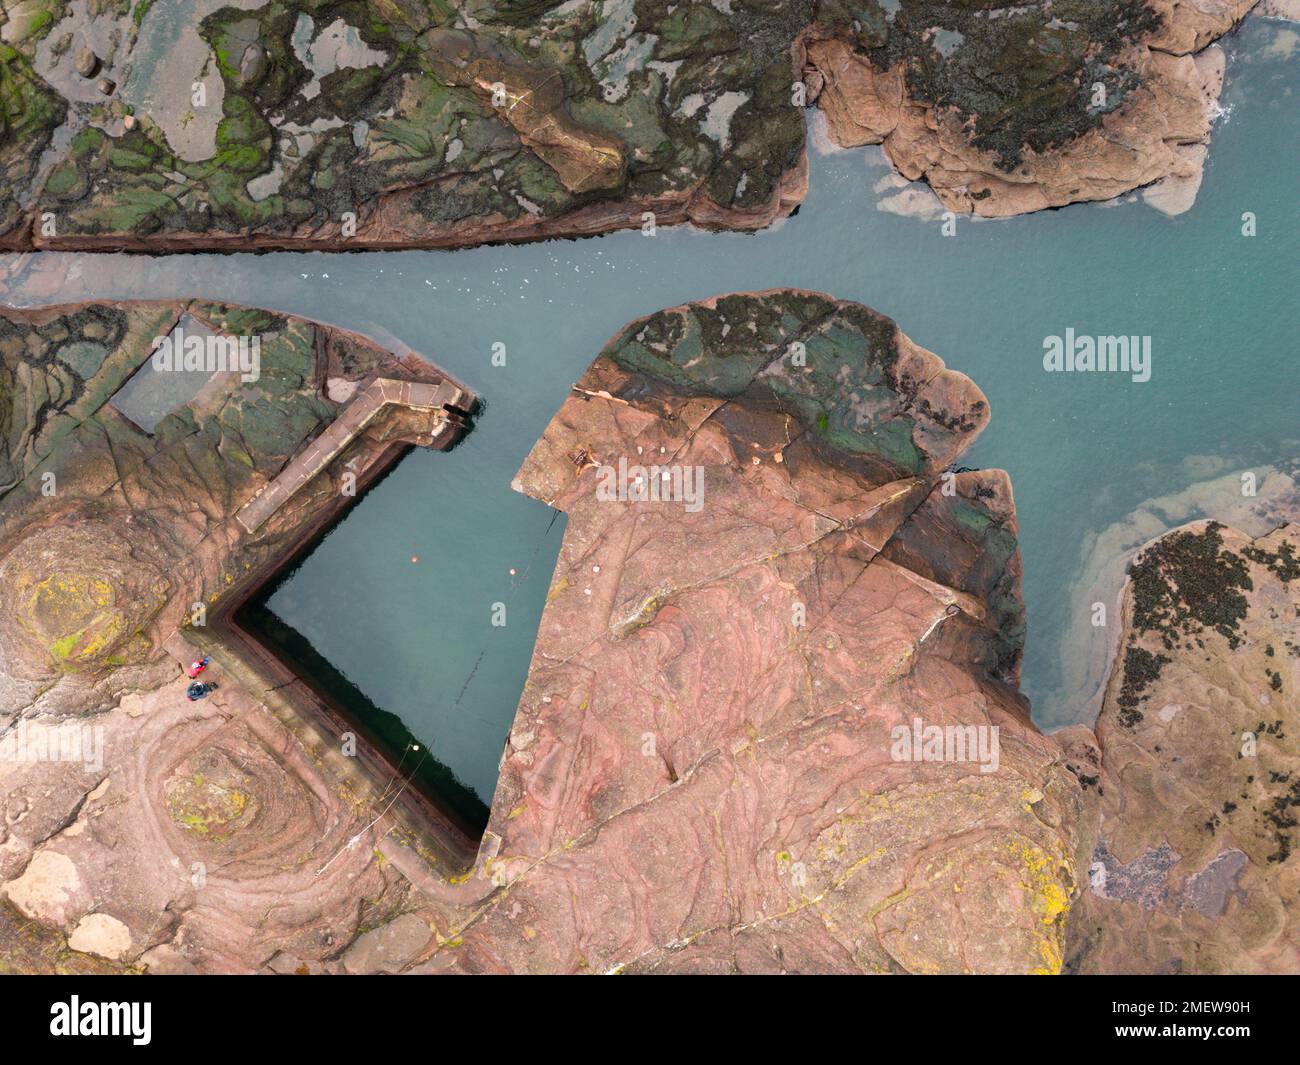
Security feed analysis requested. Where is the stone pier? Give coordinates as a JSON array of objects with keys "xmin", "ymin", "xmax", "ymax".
[{"xmin": 236, "ymin": 376, "xmax": 472, "ymax": 534}]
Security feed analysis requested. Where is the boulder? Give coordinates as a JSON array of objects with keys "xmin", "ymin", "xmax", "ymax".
[
  {"xmin": 67, "ymin": 912, "xmax": 133, "ymax": 961},
  {"xmin": 74, "ymin": 48, "xmax": 100, "ymax": 79},
  {"xmin": 238, "ymin": 44, "xmax": 267, "ymax": 85},
  {"xmin": 340, "ymin": 914, "xmax": 432, "ymax": 974}
]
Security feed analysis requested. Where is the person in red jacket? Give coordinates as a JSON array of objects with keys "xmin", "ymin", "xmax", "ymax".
[{"xmin": 186, "ymin": 656, "xmax": 209, "ymax": 678}]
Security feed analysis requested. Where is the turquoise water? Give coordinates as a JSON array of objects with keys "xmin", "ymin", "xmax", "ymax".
[{"xmin": 3, "ymin": 20, "xmax": 1295, "ymax": 814}]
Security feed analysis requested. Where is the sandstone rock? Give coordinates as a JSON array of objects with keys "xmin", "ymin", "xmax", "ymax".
[
  {"xmin": 803, "ymin": 38, "xmax": 903, "ymax": 149},
  {"xmin": 340, "ymin": 913, "xmax": 432, "ymax": 974},
  {"xmin": 325, "ymin": 377, "xmax": 359, "ymax": 404},
  {"xmin": 2, "ymin": 849, "xmax": 87, "ymax": 927},
  {"xmin": 0, "ymin": 292, "xmax": 1093, "ymax": 973},
  {"xmin": 1142, "ymin": 143, "xmax": 1209, "ymax": 216},
  {"xmin": 1068, "ymin": 519, "xmax": 1300, "ymax": 973},
  {"xmin": 438, "ymin": 291, "xmax": 1087, "ymax": 974},
  {"xmin": 119, "ymin": 692, "xmax": 146, "ymax": 718},
  {"xmin": 1, "ymin": 292, "xmax": 1287, "ymax": 975},
  {"xmin": 0, "ymin": 299, "xmax": 474, "ymax": 973},
  {"xmin": 1146, "ymin": 0, "xmax": 1257, "ymax": 53},
  {"xmin": 238, "ymin": 44, "xmax": 266, "ymax": 86},
  {"xmin": 3, "ymin": 2, "xmax": 807, "ymax": 250},
  {"xmin": 67, "ymin": 912, "xmax": 133, "ymax": 961},
  {"xmin": 74, "ymin": 48, "xmax": 100, "ymax": 79},
  {"xmin": 806, "ymin": 31, "xmax": 1233, "ymax": 218},
  {"xmin": 0, "ymin": 0, "xmax": 1258, "ymax": 249},
  {"xmin": 0, "ymin": 520, "xmax": 171, "ymax": 679}
]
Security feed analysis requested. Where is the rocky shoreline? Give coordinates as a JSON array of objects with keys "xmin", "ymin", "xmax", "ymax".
[
  {"xmin": 0, "ymin": 289, "xmax": 1295, "ymax": 973},
  {"xmin": 0, "ymin": 298, "xmax": 478, "ymax": 971},
  {"xmin": 1066, "ymin": 517, "xmax": 1299, "ymax": 973},
  {"xmin": 0, "ymin": 1, "xmax": 1273, "ymax": 254}
]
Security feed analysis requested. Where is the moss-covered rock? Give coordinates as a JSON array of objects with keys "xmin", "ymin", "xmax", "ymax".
[{"xmin": 0, "ymin": 0, "xmax": 1247, "ymax": 246}]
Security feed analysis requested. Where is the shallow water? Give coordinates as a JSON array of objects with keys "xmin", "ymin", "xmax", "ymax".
[{"xmin": 3, "ymin": 19, "xmax": 1295, "ymax": 816}]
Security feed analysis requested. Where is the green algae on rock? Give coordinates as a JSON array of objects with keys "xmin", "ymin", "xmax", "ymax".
[
  {"xmin": 0, "ymin": 0, "xmax": 1261, "ymax": 249},
  {"xmin": 594, "ymin": 289, "xmax": 986, "ymax": 482},
  {"xmin": 2, "ymin": 0, "xmax": 809, "ymax": 249},
  {"xmin": 802, "ymin": 0, "xmax": 1249, "ymax": 216},
  {"xmin": 0, "ymin": 297, "xmax": 478, "ymax": 970},
  {"xmin": 847, "ymin": 0, "xmax": 1162, "ymax": 170},
  {"xmin": 462, "ymin": 290, "xmax": 1085, "ymax": 974}
]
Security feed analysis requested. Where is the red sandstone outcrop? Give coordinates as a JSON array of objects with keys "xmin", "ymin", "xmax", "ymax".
[
  {"xmin": 802, "ymin": 5, "xmax": 1241, "ymax": 218},
  {"xmin": 4, "ymin": 292, "xmax": 1291, "ymax": 975},
  {"xmin": 0, "ymin": 300, "xmax": 474, "ymax": 971},
  {"xmin": 419, "ymin": 291, "xmax": 1087, "ymax": 974},
  {"xmin": 1147, "ymin": 0, "xmax": 1260, "ymax": 53},
  {"xmin": 0, "ymin": 291, "xmax": 1093, "ymax": 974},
  {"xmin": 1066, "ymin": 516, "xmax": 1300, "ymax": 973}
]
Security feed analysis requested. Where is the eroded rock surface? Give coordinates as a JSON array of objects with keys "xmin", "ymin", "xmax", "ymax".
[
  {"xmin": 0, "ymin": 0, "xmax": 809, "ymax": 250},
  {"xmin": 803, "ymin": 1, "xmax": 1243, "ymax": 217},
  {"xmin": 421, "ymin": 290, "xmax": 1088, "ymax": 974},
  {"xmin": 0, "ymin": 289, "xmax": 1094, "ymax": 974},
  {"xmin": 0, "ymin": 297, "xmax": 474, "ymax": 972},
  {"xmin": 3, "ymin": 290, "xmax": 1291, "ymax": 975},
  {"xmin": 0, "ymin": 0, "xmax": 1263, "ymax": 250},
  {"xmin": 1067, "ymin": 517, "xmax": 1300, "ymax": 973}
]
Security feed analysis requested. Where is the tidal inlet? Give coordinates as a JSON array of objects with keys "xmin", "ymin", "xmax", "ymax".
[{"xmin": 0, "ymin": 0, "xmax": 1296, "ymax": 1000}]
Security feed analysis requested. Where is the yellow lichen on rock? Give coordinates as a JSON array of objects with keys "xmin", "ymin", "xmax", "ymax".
[{"xmin": 0, "ymin": 521, "xmax": 170, "ymax": 676}]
